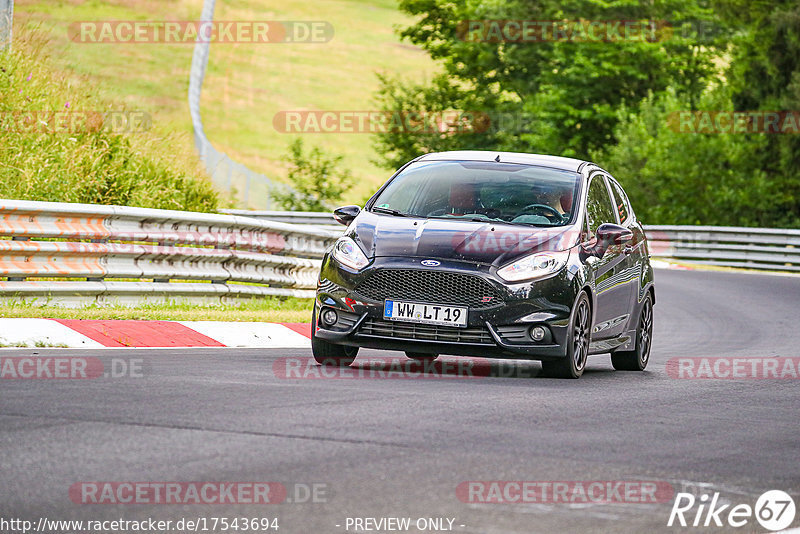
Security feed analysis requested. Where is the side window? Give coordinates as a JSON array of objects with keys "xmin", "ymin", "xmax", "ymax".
[
  {"xmin": 585, "ymin": 176, "xmax": 618, "ymax": 238},
  {"xmin": 608, "ymin": 179, "xmax": 632, "ymax": 224}
]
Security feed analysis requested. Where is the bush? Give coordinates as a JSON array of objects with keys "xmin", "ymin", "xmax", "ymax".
[
  {"xmin": 273, "ymin": 139, "xmax": 354, "ymax": 211},
  {"xmin": 591, "ymin": 89, "xmax": 783, "ymax": 227},
  {"xmin": 0, "ymin": 27, "xmax": 218, "ymax": 212}
]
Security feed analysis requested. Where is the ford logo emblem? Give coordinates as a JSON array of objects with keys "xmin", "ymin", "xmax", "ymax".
[{"xmin": 421, "ymin": 260, "xmax": 441, "ymax": 267}]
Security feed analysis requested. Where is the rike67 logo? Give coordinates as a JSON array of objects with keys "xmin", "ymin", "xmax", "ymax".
[{"xmin": 668, "ymin": 490, "xmax": 796, "ymax": 531}]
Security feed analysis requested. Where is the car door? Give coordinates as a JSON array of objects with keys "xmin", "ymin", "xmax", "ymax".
[
  {"xmin": 606, "ymin": 175, "xmax": 646, "ymax": 304},
  {"xmin": 583, "ymin": 173, "xmax": 632, "ymax": 340}
]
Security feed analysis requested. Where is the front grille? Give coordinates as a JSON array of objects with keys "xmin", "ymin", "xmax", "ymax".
[
  {"xmin": 354, "ymin": 269, "xmax": 503, "ymax": 309},
  {"xmin": 496, "ymin": 325, "xmax": 531, "ymax": 344},
  {"xmin": 358, "ymin": 318, "xmax": 494, "ymax": 345}
]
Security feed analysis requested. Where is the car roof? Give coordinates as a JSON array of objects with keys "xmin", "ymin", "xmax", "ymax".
[{"xmin": 415, "ymin": 150, "xmax": 589, "ymax": 173}]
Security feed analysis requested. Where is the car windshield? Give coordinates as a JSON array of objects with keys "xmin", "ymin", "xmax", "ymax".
[{"xmin": 371, "ymin": 160, "xmax": 581, "ymax": 227}]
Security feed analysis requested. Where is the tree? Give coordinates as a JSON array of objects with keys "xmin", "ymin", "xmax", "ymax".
[
  {"xmin": 273, "ymin": 139, "xmax": 354, "ymax": 212},
  {"xmin": 593, "ymin": 89, "xmax": 775, "ymax": 226},
  {"xmin": 715, "ymin": 0, "xmax": 800, "ymax": 227},
  {"xmin": 375, "ymin": 0, "xmax": 722, "ymax": 166}
]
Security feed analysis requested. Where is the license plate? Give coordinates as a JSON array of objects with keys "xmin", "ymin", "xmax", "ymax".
[{"xmin": 383, "ymin": 300, "xmax": 468, "ymax": 328}]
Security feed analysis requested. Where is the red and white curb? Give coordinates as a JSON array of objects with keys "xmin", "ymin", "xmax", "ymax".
[
  {"xmin": 650, "ymin": 259, "xmax": 697, "ymax": 271},
  {"xmin": 0, "ymin": 319, "xmax": 311, "ymax": 349}
]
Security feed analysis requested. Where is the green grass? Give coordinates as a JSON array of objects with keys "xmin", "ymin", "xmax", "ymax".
[
  {"xmin": 13, "ymin": 0, "xmax": 436, "ymax": 208},
  {"xmin": 0, "ymin": 340, "xmax": 69, "ymax": 348},
  {"xmin": 0, "ymin": 24, "xmax": 221, "ymax": 211},
  {"xmin": 0, "ymin": 297, "xmax": 314, "ymax": 322}
]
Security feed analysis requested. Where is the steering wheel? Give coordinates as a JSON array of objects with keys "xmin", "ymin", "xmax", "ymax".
[
  {"xmin": 514, "ymin": 203, "xmax": 564, "ymax": 223},
  {"xmin": 426, "ymin": 208, "xmax": 502, "ymax": 219},
  {"xmin": 426, "ymin": 208, "xmax": 448, "ymax": 217}
]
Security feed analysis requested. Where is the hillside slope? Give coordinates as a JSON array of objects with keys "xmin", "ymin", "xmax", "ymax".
[
  {"xmin": 0, "ymin": 27, "xmax": 218, "ymax": 211},
  {"xmin": 14, "ymin": 0, "xmax": 435, "ymax": 208}
]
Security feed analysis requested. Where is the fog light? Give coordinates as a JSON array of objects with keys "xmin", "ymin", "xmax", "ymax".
[
  {"xmin": 530, "ymin": 325, "xmax": 547, "ymax": 342},
  {"xmin": 321, "ymin": 308, "xmax": 338, "ymax": 326}
]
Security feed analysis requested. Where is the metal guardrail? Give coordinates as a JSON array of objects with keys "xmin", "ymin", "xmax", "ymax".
[
  {"xmin": 3, "ymin": 202, "xmax": 798, "ymax": 307},
  {"xmin": 225, "ymin": 211, "xmax": 800, "ymax": 273},
  {"xmin": 0, "ymin": 0, "xmax": 12, "ymax": 50},
  {"xmin": 0, "ymin": 200, "xmax": 340, "ymax": 305},
  {"xmin": 645, "ymin": 225, "xmax": 800, "ymax": 272},
  {"xmin": 220, "ymin": 210, "xmax": 340, "ymax": 231}
]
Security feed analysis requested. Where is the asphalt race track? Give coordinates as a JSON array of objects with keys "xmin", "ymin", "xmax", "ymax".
[{"xmin": 1, "ymin": 268, "xmax": 799, "ymax": 534}]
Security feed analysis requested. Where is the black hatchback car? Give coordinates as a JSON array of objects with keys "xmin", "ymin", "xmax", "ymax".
[{"xmin": 312, "ymin": 151, "xmax": 654, "ymax": 378}]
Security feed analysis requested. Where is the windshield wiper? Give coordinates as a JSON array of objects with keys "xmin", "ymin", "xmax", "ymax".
[
  {"xmin": 372, "ymin": 206, "xmax": 409, "ymax": 217},
  {"xmin": 428, "ymin": 215, "xmax": 502, "ymax": 223},
  {"xmin": 427, "ymin": 215, "xmax": 556, "ymax": 227}
]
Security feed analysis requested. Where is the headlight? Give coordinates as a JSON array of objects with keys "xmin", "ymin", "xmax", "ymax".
[
  {"xmin": 497, "ymin": 250, "xmax": 569, "ymax": 282},
  {"xmin": 331, "ymin": 237, "xmax": 369, "ymax": 270}
]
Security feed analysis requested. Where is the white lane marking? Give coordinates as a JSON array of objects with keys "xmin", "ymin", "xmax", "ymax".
[
  {"xmin": 651, "ymin": 259, "xmax": 693, "ymax": 270},
  {"xmin": 651, "ymin": 258, "xmax": 800, "ymax": 277},
  {"xmin": 179, "ymin": 321, "xmax": 311, "ymax": 348},
  {"xmin": 0, "ymin": 319, "xmax": 104, "ymax": 348}
]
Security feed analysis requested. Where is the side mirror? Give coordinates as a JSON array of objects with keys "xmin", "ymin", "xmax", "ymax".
[
  {"xmin": 333, "ymin": 205, "xmax": 361, "ymax": 226},
  {"xmin": 588, "ymin": 223, "xmax": 633, "ymax": 257},
  {"xmin": 597, "ymin": 223, "xmax": 633, "ymax": 245}
]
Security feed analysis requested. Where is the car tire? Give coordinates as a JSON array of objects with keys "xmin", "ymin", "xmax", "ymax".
[
  {"xmin": 611, "ymin": 293, "xmax": 653, "ymax": 371},
  {"xmin": 541, "ymin": 292, "xmax": 591, "ymax": 379},
  {"xmin": 311, "ymin": 309, "xmax": 358, "ymax": 366},
  {"xmin": 405, "ymin": 352, "xmax": 438, "ymax": 361}
]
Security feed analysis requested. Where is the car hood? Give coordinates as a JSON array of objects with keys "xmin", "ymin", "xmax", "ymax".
[{"xmin": 348, "ymin": 212, "xmax": 579, "ymax": 266}]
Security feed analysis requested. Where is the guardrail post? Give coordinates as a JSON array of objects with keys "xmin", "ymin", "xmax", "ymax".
[
  {"xmin": 0, "ymin": 0, "xmax": 12, "ymax": 50},
  {"xmin": 87, "ymin": 238, "xmax": 107, "ymax": 282},
  {"xmin": 8, "ymin": 235, "xmax": 26, "ymax": 282},
  {"xmin": 152, "ymin": 239, "xmax": 173, "ymax": 283},
  {"xmin": 213, "ymin": 242, "xmax": 230, "ymax": 284}
]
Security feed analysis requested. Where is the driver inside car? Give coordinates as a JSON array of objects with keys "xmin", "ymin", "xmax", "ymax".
[
  {"xmin": 539, "ymin": 185, "xmax": 570, "ymax": 216},
  {"xmin": 441, "ymin": 181, "xmax": 573, "ymax": 225},
  {"xmin": 509, "ymin": 183, "xmax": 572, "ymax": 225}
]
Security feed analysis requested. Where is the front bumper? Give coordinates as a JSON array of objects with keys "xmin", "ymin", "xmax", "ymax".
[{"xmin": 315, "ymin": 255, "xmax": 579, "ymax": 361}]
